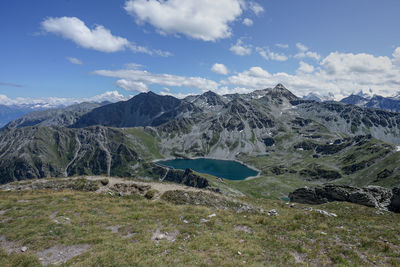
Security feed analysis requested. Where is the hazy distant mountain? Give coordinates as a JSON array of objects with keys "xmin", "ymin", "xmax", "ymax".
[
  {"xmin": 341, "ymin": 93, "xmax": 400, "ymax": 112},
  {"xmin": 5, "ymin": 102, "xmax": 108, "ymax": 128},
  {"xmin": 302, "ymin": 92, "xmax": 335, "ymax": 102},
  {"xmin": 0, "ymin": 104, "xmax": 40, "ymax": 127},
  {"xmin": 340, "ymin": 94, "xmax": 369, "ymax": 106}
]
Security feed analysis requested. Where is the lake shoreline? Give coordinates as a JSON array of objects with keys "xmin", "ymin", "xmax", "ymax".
[{"xmin": 152, "ymin": 156, "xmax": 261, "ymax": 181}]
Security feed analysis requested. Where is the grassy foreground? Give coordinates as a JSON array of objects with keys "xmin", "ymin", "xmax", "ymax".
[{"xmin": 1, "ymin": 184, "xmax": 400, "ymax": 266}]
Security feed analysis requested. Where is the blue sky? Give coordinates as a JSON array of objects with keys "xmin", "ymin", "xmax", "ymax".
[{"xmin": 1, "ymin": 0, "xmax": 400, "ymax": 105}]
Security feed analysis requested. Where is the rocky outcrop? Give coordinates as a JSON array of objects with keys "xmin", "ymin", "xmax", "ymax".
[
  {"xmin": 164, "ymin": 168, "xmax": 209, "ymax": 189},
  {"xmin": 289, "ymin": 185, "xmax": 400, "ymax": 212},
  {"xmin": 144, "ymin": 163, "xmax": 209, "ymax": 189}
]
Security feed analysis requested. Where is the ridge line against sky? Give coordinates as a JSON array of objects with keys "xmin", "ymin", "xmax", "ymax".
[{"xmin": 1, "ymin": 0, "xmax": 400, "ymax": 105}]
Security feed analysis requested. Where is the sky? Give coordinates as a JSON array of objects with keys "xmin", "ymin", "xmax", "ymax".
[{"xmin": 1, "ymin": 0, "xmax": 400, "ymax": 106}]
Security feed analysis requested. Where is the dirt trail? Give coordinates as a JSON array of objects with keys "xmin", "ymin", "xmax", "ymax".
[{"xmin": 0, "ymin": 176, "xmax": 220, "ymax": 198}]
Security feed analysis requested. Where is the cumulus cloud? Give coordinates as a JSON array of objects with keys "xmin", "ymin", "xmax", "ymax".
[
  {"xmin": 243, "ymin": 18, "xmax": 253, "ymax": 26},
  {"xmin": 297, "ymin": 61, "xmax": 314, "ymax": 73},
  {"xmin": 41, "ymin": 17, "xmax": 130, "ymax": 53},
  {"xmin": 230, "ymin": 39, "xmax": 252, "ymax": 56},
  {"xmin": 393, "ymin": 47, "xmax": 400, "ymax": 65},
  {"xmin": 82, "ymin": 47, "xmax": 400, "ymax": 100},
  {"xmin": 257, "ymin": 47, "xmax": 288, "ymax": 61},
  {"xmin": 211, "ymin": 63, "xmax": 229, "ymax": 75},
  {"xmin": 160, "ymin": 90, "xmax": 196, "ymax": 99},
  {"xmin": 294, "ymin": 42, "xmax": 321, "ymax": 61},
  {"xmin": 41, "ymin": 17, "xmax": 171, "ymax": 56},
  {"xmin": 93, "ymin": 68, "xmax": 219, "ymax": 93},
  {"xmin": 0, "ymin": 91, "xmax": 128, "ymax": 107},
  {"xmin": 116, "ymin": 80, "xmax": 149, "ymax": 92},
  {"xmin": 124, "ymin": 0, "xmax": 243, "ymax": 42},
  {"xmin": 66, "ymin": 57, "xmax": 83, "ymax": 65},
  {"xmin": 223, "ymin": 47, "xmax": 400, "ymax": 99}
]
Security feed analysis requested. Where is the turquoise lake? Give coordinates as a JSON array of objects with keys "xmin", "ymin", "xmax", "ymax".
[{"xmin": 156, "ymin": 158, "xmax": 259, "ymax": 181}]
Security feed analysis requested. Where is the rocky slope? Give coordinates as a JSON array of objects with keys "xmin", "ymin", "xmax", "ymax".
[
  {"xmin": 289, "ymin": 184, "xmax": 400, "ymax": 212},
  {"xmin": 71, "ymin": 92, "xmax": 199, "ymax": 128},
  {"xmin": 0, "ymin": 126, "xmax": 154, "ymax": 183}
]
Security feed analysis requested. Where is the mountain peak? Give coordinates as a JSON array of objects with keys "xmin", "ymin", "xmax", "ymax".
[
  {"xmin": 274, "ymin": 83, "xmax": 287, "ymax": 90},
  {"xmin": 261, "ymin": 83, "xmax": 298, "ymax": 101}
]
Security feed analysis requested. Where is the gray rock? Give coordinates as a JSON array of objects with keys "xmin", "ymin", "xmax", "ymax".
[
  {"xmin": 348, "ymin": 191, "xmax": 378, "ymax": 208},
  {"xmin": 389, "ymin": 187, "xmax": 400, "ymax": 212},
  {"xmin": 267, "ymin": 209, "xmax": 278, "ymax": 216},
  {"xmin": 289, "ymin": 184, "xmax": 399, "ymax": 212}
]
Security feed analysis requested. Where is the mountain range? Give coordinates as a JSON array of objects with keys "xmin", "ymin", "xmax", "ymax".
[
  {"xmin": 1, "ymin": 84, "xmax": 400, "ymax": 199},
  {"xmin": 340, "ymin": 93, "xmax": 400, "ymax": 112}
]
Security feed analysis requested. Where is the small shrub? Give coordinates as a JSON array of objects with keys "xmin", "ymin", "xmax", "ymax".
[
  {"xmin": 145, "ymin": 189, "xmax": 159, "ymax": 200},
  {"xmin": 100, "ymin": 178, "xmax": 109, "ymax": 186},
  {"xmin": 72, "ymin": 178, "xmax": 99, "ymax": 191}
]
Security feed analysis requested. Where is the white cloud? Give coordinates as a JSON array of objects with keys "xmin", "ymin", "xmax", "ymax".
[
  {"xmin": 124, "ymin": 0, "xmax": 243, "ymax": 42},
  {"xmin": 160, "ymin": 90, "xmax": 196, "ymax": 99},
  {"xmin": 42, "ymin": 17, "xmax": 130, "ymax": 53},
  {"xmin": 321, "ymin": 52, "xmax": 392, "ymax": 75},
  {"xmin": 211, "ymin": 63, "xmax": 229, "ymax": 75},
  {"xmin": 230, "ymin": 39, "xmax": 252, "ymax": 56},
  {"xmin": 223, "ymin": 47, "xmax": 400, "ymax": 100},
  {"xmin": 296, "ymin": 42, "xmax": 308, "ymax": 52},
  {"xmin": 66, "ymin": 57, "xmax": 83, "ymax": 65},
  {"xmin": 276, "ymin": 43, "xmax": 289, "ymax": 49},
  {"xmin": 257, "ymin": 47, "xmax": 288, "ymax": 61},
  {"xmin": 243, "ymin": 18, "xmax": 253, "ymax": 26},
  {"xmin": 393, "ymin": 46, "xmax": 400, "ymax": 65},
  {"xmin": 297, "ymin": 61, "xmax": 314, "ymax": 73},
  {"xmin": 86, "ymin": 91, "xmax": 128, "ymax": 103},
  {"xmin": 294, "ymin": 51, "xmax": 321, "ymax": 61},
  {"xmin": 93, "ymin": 68, "xmax": 219, "ymax": 93},
  {"xmin": 294, "ymin": 43, "xmax": 321, "ymax": 61},
  {"xmin": 249, "ymin": 2, "xmax": 264, "ymax": 16},
  {"xmin": 116, "ymin": 80, "xmax": 149, "ymax": 92},
  {"xmin": 41, "ymin": 17, "xmax": 171, "ymax": 56},
  {"xmin": 0, "ymin": 91, "xmax": 128, "ymax": 107}
]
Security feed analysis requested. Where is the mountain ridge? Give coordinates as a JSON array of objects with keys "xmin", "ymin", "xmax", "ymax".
[{"xmin": 1, "ymin": 84, "xmax": 400, "ymax": 200}]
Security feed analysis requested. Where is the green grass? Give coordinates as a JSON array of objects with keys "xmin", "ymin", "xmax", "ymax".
[
  {"xmin": 1, "ymin": 189, "xmax": 400, "ymax": 266},
  {"xmin": 123, "ymin": 127, "xmax": 163, "ymax": 159}
]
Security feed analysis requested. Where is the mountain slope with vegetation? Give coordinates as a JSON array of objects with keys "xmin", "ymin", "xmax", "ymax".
[{"xmin": 1, "ymin": 84, "xmax": 400, "ymax": 199}]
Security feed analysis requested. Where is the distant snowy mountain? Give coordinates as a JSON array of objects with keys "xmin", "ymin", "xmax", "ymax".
[
  {"xmin": 340, "ymin": 90, "xmax": 400, "ymax": 112},
  {"xmin": 0, "ymin": 90, "xmax": 128, "ymax": 127},
  {"xmin": 302, "ymin": 92, "xmax": 335, "ymax": 102}
]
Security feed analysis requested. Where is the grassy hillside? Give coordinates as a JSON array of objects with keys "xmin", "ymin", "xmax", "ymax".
[{"xmin": 1, "ymin": 178, "xmax": 400, "ymax": 266}]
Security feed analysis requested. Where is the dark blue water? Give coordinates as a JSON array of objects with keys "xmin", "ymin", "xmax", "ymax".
[{"xmin": 157, "ymin": 158, "xmax": 258, "ymax": 181}]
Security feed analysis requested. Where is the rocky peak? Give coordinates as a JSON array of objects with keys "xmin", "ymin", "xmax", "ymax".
[
  {"xmin": 260, "ymin": 84, "xmax": 299, "ymax": 102},
  {"xmin": 192, "ymin": 90, "xmax": 226, "ymax": 109},
  {"xmin": 274, "ymin": 83, "xmax": 286, "ymax": 90}
]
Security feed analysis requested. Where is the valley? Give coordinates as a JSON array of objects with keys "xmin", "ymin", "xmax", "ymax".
[{"xmin": 1, "ymin": 84, "xmax": 400, "ymax": 199}]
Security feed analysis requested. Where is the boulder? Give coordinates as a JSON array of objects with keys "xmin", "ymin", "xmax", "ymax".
[
  {"xmin": 289, "ymin": 184, "xmax": 399, "ymax": 212},
  {"xmin": 389, "ymin": 187, "xmax": 400, "ymax": 212},
  {"xmin": 288, "ymin": 187, "xmax": 327, "ymax": 204}
]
